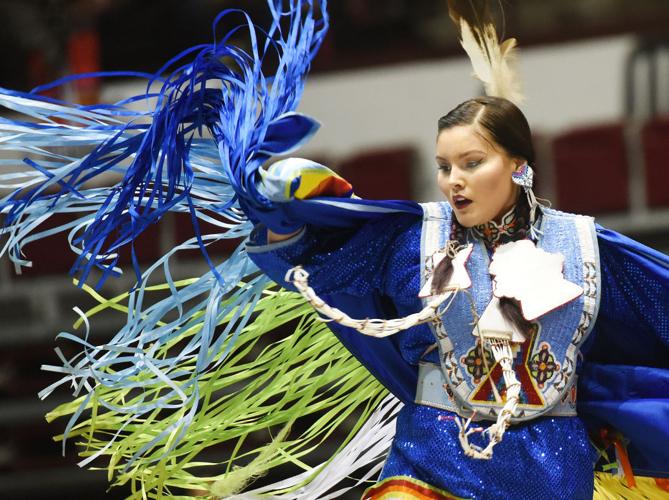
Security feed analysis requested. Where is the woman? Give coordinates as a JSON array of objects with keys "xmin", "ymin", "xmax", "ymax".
[
  {"xmin": 247, "ymin": 95, "xmax": 669, "ymax": 498},
  {"xmin": 0, "ymin": 0, "xmax": 667, "ymax": 497}
]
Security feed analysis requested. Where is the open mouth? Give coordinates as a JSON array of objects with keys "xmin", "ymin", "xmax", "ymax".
[{"xmin": 453, "ymin": 196, "xmax": 472, "ymax": 209}]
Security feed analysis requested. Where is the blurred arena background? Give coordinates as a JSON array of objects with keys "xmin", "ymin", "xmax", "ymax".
[{"xmin": 0, "ymin": 1, "xmax": 668, "ymax": 498}]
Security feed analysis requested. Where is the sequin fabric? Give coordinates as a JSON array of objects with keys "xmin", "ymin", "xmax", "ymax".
[
  {"xmin": 583, "ymin": 228, "xmax": 669, "ymax": 366},
  {"xmin": 248, "ymin": 214, "xmax": 421, "ymax": 298},
  {"xmin": 381, "ymin": 403, "xmax": 598, "ymax": 499},
  {"xmin": 246, "ymin": 214, "xmax": 668, "ymax": 497}
]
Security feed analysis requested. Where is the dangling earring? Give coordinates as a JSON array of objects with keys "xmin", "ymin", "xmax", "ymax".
[{"xmin": 512, "ymin": 163, "xmax": 541, "ymax": 239}]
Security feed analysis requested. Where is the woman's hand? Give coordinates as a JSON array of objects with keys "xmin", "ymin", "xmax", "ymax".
[{"xmin": 255, "ymin": 157, "xmax": 353, "ymax": 238}]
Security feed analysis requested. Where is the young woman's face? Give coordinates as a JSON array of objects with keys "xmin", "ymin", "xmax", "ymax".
[{"xmin": 436, "ymin": 124, "xmax": 522, "ymax": 227}]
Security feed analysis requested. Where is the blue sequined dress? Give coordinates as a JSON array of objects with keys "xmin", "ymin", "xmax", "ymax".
[{"xmin": 247, "ymin": 209, "xmax": 669, "ymax": 499}]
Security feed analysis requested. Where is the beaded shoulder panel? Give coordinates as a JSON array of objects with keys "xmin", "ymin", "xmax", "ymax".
[{"xmin": 419, "ymin": 202, "xmax": 601, "ymax": 422}]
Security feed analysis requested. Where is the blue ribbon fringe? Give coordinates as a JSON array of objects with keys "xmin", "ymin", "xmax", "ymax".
[{"xmin": 0, "ymin": 0, "xmax": 328, "ymax": 470}]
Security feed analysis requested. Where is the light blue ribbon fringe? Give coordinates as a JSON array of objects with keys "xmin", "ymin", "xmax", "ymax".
[{"xmin": 0, "ymin": 0, "xmax": 328, "ymax": 470}]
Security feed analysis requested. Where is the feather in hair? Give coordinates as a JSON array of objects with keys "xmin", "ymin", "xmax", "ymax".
[{"xmin": 448, "ymin": 0, "xmax": 524, "ymax": 104}]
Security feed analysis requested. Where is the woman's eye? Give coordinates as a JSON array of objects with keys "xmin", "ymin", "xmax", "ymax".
[
  {"xmin": 466, "ymin": 160, "xmax": 481, "ymax": 169},
  {"xmin": 438, "ymin": 164, "xmax": 451, "ymax": 173}
]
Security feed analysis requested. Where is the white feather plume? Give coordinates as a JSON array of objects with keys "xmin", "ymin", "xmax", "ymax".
[{"xmin": 452, "ymin": 4, "xmax": 524, "ymax": 104}]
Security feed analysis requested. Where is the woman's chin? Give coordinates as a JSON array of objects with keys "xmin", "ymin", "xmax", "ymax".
[{"xmin": 453, "ymin": 213, "xmax": 483, "ymax": 228}]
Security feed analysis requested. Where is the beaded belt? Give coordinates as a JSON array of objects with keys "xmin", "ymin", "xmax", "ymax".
[{"xmin": 415, "ymin": 362, "xmax": 578, "ymax": 420}]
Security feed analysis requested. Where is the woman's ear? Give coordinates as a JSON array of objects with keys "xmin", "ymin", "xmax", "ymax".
[{"xmin": 513, "ymin": 158, "xmax": 527, "ymax": 171}]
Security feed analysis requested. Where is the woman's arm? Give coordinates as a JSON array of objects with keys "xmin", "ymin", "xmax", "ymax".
[
  {"xmin": 583, "ymin": 226, "xmax": 669, "ymax": 364},
  {"xmin": 244, "ymin": 153, "xmax": 423, "ymax": 302},
  {"xmin": 268, "ymin": 228, "xmax": 301, "ymax": 243},
  {"xmin": 247, "ymin": 212, "xmax": 424, "ymax": 405},
  {"xmin": 577, "ymin": 226, "xmax": 669, "ymax": 477},
  {"xmin": 248, "ymin": 212, "xmax": 422, "ymax": 294}
]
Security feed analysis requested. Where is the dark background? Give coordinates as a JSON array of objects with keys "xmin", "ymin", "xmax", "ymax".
[{"xmin": 2, "ymin": 0, "xmax": 669, "ymax": 91}]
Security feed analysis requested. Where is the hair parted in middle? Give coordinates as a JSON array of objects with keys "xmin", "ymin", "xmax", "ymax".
[{"xmin": 437, "ymin": 96, "xmax": 535, "ymax": 169}]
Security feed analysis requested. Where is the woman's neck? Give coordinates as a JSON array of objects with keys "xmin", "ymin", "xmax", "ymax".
[{"xmin": 450, "ymin": 196, "xmax": 530, "ymax": 249}]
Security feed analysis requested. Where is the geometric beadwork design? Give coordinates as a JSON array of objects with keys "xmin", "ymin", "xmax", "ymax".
[
  {"xmin": 419, "ymin": 202, "xmax": 600, "ymax": 422},
  {"xmin": 529, "ymin": 342, "xmax": 560, "ymax": 389},
  {"xmin": 469, "ymin": 324, "xmax": 546, "ymax": 408},
  {"xmin": 461, "ymin": 342, "xmax": 494, "ymax": 384}
]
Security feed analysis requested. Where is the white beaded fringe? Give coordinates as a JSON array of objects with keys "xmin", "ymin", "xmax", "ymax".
[
  {"xmin": 286, "ymin": 266, "xmax": 454, "ymax": 337},
  {"xmin": 456, "ymin": 338, "xmax": 521, "ymax": 460}
]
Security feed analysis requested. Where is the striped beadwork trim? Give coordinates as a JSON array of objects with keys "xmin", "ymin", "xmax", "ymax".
[{"xmin": 362, "ymin": 476, "xmax": 465, "ymax": 500}]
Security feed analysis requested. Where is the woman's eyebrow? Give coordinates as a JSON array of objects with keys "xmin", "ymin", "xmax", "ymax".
[
  {"xmin": 457, "ymin": 149, "xmax": 486, "ymax": 159},
  {"xmin": 436, "ymin": 150, "xmax": 486, "ymax": 162}
]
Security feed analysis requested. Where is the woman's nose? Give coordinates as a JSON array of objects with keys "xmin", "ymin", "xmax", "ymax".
[{"xmin": 448, "ymin": 167, "xmax": 465, "ymax": 189}]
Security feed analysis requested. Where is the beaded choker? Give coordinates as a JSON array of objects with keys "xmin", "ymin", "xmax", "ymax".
[{"xmin": 450, "ymin": 196, "xmax": 531, "ymax": 249}]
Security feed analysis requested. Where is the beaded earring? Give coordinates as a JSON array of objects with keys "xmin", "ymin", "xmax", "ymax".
[
  {"xmin": 511, "ymin": 162, "xmax": 534, "ymax": 190},
  {"xmin": 512, "ymin": 163, "xmax": 541, "ymax": 238}
]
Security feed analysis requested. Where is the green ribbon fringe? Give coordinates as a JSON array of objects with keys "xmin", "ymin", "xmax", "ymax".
[{"xmin": 47, "ymin": 282, "xmax": 387, "ymax": 499}]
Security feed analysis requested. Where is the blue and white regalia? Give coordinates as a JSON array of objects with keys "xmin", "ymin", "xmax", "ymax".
[{"xmin": 0, "ymin": 0, "xmax": 667, "ymax": 498}]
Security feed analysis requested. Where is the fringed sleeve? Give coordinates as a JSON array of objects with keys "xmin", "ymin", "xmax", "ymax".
[{"xmin": 578, "ymin": 226, "xmax": 669, "ymax": 477}]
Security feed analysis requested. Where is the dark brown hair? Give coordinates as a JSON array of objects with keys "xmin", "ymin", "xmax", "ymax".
[{"xmin": 437, "ymin": 96, "xmax": 535, "ymax": 168}]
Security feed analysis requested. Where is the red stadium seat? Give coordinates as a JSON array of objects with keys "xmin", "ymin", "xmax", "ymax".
[
  {"xmin": 338, "ymin": 146, "xmax": 416, "ymax": 200},
  {"xmin": 641, "ymin": 116, "xmax": 669, "ymax": 208},
  {"xmin": 552, "ymin": 124, "xmax": 629, "ymax": 214}
]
